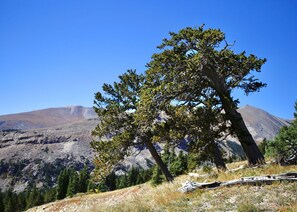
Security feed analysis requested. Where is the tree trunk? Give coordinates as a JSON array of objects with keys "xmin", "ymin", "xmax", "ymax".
[
  {"xmin": 207, "ymin": 71, "xmax": 265, "ymax": 166},
  {"xmin": 211, "ymin": 142, "xmax": 227, "ymax": 171},
  {"xmin": 144, "ymin": 140, "xmax": 174, "ymax": 182},
  {"xmin": 220, "ymin": 93, "xmax": 265, "ymax": 165}
]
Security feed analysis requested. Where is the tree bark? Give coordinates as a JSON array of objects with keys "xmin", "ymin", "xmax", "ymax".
[
  {"xmin": 144, "ymin": 140, "xmax": 174, "ymax": 182},
  {"xmin": 220, "ymin": 93, "xmax": 265, "ymax": 165},
  {"xmin": 208, "ymin": 73, "xmax": 265, "ymax": 166},
  {"xmin": 211, "ymin": 142, "xmax": 227, "ymax": 171}
]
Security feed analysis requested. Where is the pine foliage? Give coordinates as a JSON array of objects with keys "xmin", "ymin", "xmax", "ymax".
[{"xmin": 266, "ymin": 101, "xmax": 297, "ymax": 164}]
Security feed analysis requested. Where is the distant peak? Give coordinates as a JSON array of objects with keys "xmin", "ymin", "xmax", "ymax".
[
  {"xmin": 239, "ymin": 105, "xmax": 262, "ymax": 111},
  {"xmin": 67, "ymin": 105, "xmax": 84, "ymax": 109},
  {"xmin": 241, "ymin": 104, "xmax": 253, "ymax": 109}
]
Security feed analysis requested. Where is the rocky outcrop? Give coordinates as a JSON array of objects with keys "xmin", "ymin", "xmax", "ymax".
[{"xmin": 0, "ymin": 119, "xmax": 97, "ymax": 192}]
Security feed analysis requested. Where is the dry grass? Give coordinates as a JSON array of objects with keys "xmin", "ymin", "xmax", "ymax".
[{"xmin": 27, "ymin": 162, "xmax": 297, "ymax": 212}]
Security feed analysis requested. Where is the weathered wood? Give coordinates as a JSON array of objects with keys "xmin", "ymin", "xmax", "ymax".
[
  {"xmin": 178, "ymin": 181, "xmax": 222, "ymax": 193},
  {"xmin": 179, "ymin": 172, "xmax": 297, "ymax": 193}
]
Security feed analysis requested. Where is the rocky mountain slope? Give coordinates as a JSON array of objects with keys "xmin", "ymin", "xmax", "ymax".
[
  {"xmin": 0, "ymin": 106, "xmax": 96, "ymax": 130},
  {"xmin": 238, "ymin": 105, "xmax": 291, "ymax": 142},
  {"xmin": 0, "ymin": 105, "xmax": 291, "ymax": 192},
  {"xmin": 0, "ymin": 118, "xmax": 97, "ymax": 192}
]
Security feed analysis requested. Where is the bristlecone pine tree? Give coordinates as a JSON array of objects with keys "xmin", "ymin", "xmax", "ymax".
[
  {"xmin": 91, "ymin": 70, "xmax": 174, "ymax": 182},
  {"xmin": 142, "ymin": 25, "xmax": 266, "ymax": 165}
]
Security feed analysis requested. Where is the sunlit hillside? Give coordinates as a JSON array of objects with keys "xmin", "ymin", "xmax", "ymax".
[{"xmin": 27, "ymin": 162, "xmax": 297, "ymax": 212}]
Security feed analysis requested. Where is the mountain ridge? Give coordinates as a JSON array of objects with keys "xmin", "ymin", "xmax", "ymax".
[
  {"xmin": 0, "ymin": 104, "xmax": 291, "ymax": 192},
  {"xmin": 0, "ymin": 106, "xmax": 97, "ymax": 130}
]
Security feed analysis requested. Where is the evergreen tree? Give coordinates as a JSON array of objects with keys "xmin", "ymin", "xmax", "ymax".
[
  {"xmin": 17, "ymin": 192, "xmax": 26, "ymax": 211},
  {"xmin": 87, "ymin": 180, "xmax": 96, "ymax": 193},
  {"xmin": 78, "ymin": 165, "xmax": 89, "ymax": 193},
  {"xmin": 26, "ymin": 186, "xmax": 43, "ymax": 209},
  {"xmin": 43, "ymin": 188, "xmax": 57, "ymax": 203},
  {"xmin": 67, "ymin": 171, "xmax": 79, "ymax": 197},
  {"xmin": 127, "ymin": 166, "xmax": 139, "ymax": 186},
  {"xmin": 56, "ymin": 169, "xmax": 70, "ymax": 200},
  {"xmin": 116, "ymin": 175, "xmax": 129, "ymax": 189},
  {"xmin": 187, "ymin": 152, "xmax": 199, "ymax": 171},
  {"xmin": 136, "ymin": 168, "xmax": 153, "ymax": 184},
  {"xmin": 4, "ymin": 188, "xmax": 17, "ymax": 212},
  {"xmin": 0, "ymin": 190, "xmax": 4, "ymax": 212},
  {"xmin": 104, "ymin": 172, "xmax": 117, "ymax": 191},
  {"xmin": 266, "ymin": 101, "xmax": 297, "ymax": 164},
  {"xmin": 151, "ymin": 166, "xmax": 164, "ymax": 186},
  {"xmin": 35, "ymin": 190, "xmax": 44, "ymax": 207},
  {"xmin": 91, "ymin": 70, "xmax": 173, "ymax": 182},
  {"xmin": 143, "ymin": 25, "xmax": 266, "ymax": 165},
  {"xmin": 170, "ymin": 151, "xmax": 188, "ymax": 176}
]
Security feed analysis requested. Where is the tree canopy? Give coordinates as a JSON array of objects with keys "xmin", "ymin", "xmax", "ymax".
[
  {"xmin": 138, "ymin": 25, "xmax": 266, "ymax": 165},
  {"xmin": 91, "ymin": 70, "xmax": 173, "ymax": 181},
  {"xmin": 91, "ymin": 25, "xmax": 268, "ymax": 184}
]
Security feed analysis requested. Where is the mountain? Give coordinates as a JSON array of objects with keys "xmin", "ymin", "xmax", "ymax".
[
  {"xmin": 0, "ymin": 106, "xmax": 97, "ymax": 130},
  {"xmin": 0, "ymin": 105, "xmax": 291, "ymax": 192},
  {"xmin": 238, "ymin": 105, "xmax": 291, "ymax": 142},
  {"xmin": 0, "ymin": 119, "xmax": 97, "ymax": 192}
]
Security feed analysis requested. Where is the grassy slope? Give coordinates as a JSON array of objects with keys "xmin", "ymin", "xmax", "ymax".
[{"xmin": 27, "ymin": 162, "xmax": 297, "ymax": 212}]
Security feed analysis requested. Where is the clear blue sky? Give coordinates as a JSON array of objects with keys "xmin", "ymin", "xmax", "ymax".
[{"xmin": 0, "ymin": 0, "xmax": 296, "ymax": 119}]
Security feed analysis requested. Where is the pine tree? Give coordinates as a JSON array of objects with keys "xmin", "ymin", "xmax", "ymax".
[
  {"xmin": 266, "ymin": 100, "xmax": 297, "ymax": 164},
  {"xmin": 151, "ymin": 166, "xmax": 164, "ymax": 186},
  {"xmin": 56, "ymin": 169, "xmax": 70, "ymax": 200},
  {"xmin": 87, "ymin": 181, "xmax": 96, "ymax": 193},
  {"xmin": 78, "ymin": 165, "xmax": 89, "ymax": 193},
  {"xmin": 170, "ymin": 151, "xmax": 188, "ymax": 176},
  {"xmin": 91, "ymin": 70, "xmax": 173, "ymax": 182},
  {"xmin": 136, "ymin": 168, "xmax": 153, "ymax": 184},
  {"xmin": 104, "ymin": 172, "xmax": 117, "ymax": 191},
  {"xmin": 116, "ymin": 175, "xmax": 129, "ymax": 189},
  {"xmin": 127, "ymin": 167, "xmax": 139, "ymax": 186},
  {"xmin": 43, "ymin": 188, "xmax": 56, "ymax": 203},
  {"xmin": 35, "ymin": 190, "xmax": 44, "ymax": 206},
  {"xmin": 4, "ymin": 188, "xmax": 17, "ymax": 212},
  {"xmin": 0, "ymin": 190, "xmax": 4, "ymax": 212},
  {"xmin": 67, "ymin": 171, "xmax": 79, "ymax": 197},
  {"xmin": 17, "ymin": 192, "xmax": 26, "ymax": 211},
  {"xmin": 143, "ymin": 25, "xmax": 266, "ymax": 165},
  {"xmin": 26, "ymin": 186, "xmax": 43, "ymax": 209}
]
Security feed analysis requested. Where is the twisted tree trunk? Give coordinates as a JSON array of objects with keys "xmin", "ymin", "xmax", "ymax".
[
  {"xmin": 220, "ymin": 94, "xmax": 265, "ymax": 165},
  {"xmin": 209, "ymin": 74, "xmax": 265, "ymax": 165}
]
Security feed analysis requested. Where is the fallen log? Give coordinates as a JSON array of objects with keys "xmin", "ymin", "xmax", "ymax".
[{"xmin": 178, "ymin": 172, "xmax": 297, "ymax": 193}]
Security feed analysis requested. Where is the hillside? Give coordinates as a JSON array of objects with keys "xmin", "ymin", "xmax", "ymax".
[
  {"xmin": 0, "ymin": 106, "xmax": 96, "ymax": 130},
  {"xmin": 27, "ymin": 163, "xmax": 297, "ymax": 212},
  {"xmin": 0, "ymin": 118, "xmax": 97, "ymax": 192},
  {"xmin": 0, "ymin": 105, "xmax": 291, "ymax": 192}
]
